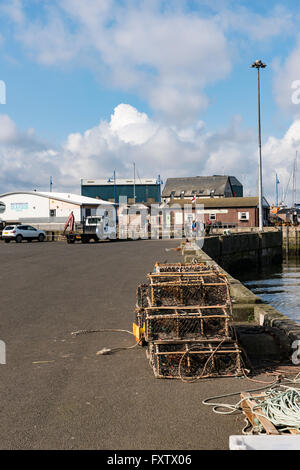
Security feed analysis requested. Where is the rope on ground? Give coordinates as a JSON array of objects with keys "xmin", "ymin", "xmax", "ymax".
[
  {"xmin": 202, "ymin": 373, "xmax": 300, "ymax": 434},
  {"xmin": 71, "ymin": 328, "xmax": 142, "ymax": 355}
]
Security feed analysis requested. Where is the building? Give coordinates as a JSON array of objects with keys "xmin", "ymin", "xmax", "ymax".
[
  {"xmin": 276, "ymin": 207, "xmax": 300, "ymax": 225},
  {"xmin": 167, "ymin": 196, "xmax": 269, "ymax": 228},
  {"xmin": 0, "ymin": 191, "xmax": 113, "ymax": 230},
  {"xmin": 162, "ymin": 175, "xmax": 243, "ymax": 202},
  {"xmin": 81, "ymin": 177, "xmax": 162, "ymax": 204}
]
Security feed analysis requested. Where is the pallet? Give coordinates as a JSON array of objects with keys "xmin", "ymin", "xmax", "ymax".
[{"xmin": 240, "ymin": 391, "xmax": 300, "ymax": 435}]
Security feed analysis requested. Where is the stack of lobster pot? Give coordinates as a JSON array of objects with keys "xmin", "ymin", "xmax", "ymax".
[{"xmin": 135, "ymin": 262, "xmax": 243, "ymax": 380}]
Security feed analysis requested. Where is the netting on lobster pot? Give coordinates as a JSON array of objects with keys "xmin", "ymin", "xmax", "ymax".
[
  {"xmin": 144, "ymin": 311, "xmax": 230, "ymax": 342},
  {"xmin": 136, "ymin": 283, "xmax": 151, "ymax": 308},
  {"xmin": 149, "ymin": 341, "xmax": 243, "ymax": 380},
  {"xmin": 135, "ymin": 307, "xmax": 146, "ymax": 329},
  {"xmin": 148, "ymin": 273, "xmax": 210, "ymax": 284},
  {"xmin": 154, "ymin": 263, "xmax": 218, "ymax": 273}
]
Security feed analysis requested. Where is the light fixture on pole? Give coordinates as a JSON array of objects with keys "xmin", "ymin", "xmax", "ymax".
[{"xmin": 251, "ymin": 59, "xmax": 266, "ymax": 231}]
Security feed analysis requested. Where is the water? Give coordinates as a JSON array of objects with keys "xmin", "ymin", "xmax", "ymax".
[{"xmin": 237, "ymin": 256, "xmax": 300, "ymax": 324}]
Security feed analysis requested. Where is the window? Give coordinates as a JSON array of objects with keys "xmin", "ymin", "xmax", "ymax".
[
  {"xmin": 238, "ymin": 212, "xmax": 249, "ymax": 221},
  {"xmin": 0, "ymin": 202, "xmax": 5, "ymax": 214},
  {"xmin": 170, "ymin": 191, "xmax": 175, "ymax": 199},
  {"xmin": 50, "ymin": 209, "xmax": 56, "ymax": 217},
  {"xmin": 209, "ymin": 213, "xmax": 216, "ymax": 221},
  {"xmin": 180, "ymin": 191, "xmax": 185, "ymax": 199}
]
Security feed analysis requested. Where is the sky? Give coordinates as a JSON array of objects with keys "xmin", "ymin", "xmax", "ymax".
[{"xmin": 1, "ymin": 0, "xmax": 300, "ymax": 204}]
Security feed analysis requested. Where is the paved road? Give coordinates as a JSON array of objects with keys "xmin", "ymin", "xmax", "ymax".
[{"xmin": 0, "ymin": 239, "xmax": 265, "ymax": 450}]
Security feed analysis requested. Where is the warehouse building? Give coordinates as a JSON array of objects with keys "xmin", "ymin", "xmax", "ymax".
[
  {"xmin": 81, "ymin": 177, "xmax": 162, "ymax": 204},
  {"xmin": 162, "ymin": 175, "xmax": 243, "ymax": 202},
  {"xmin": 0, "ymin": 191, "xmax": 113, "ymax": 230}
]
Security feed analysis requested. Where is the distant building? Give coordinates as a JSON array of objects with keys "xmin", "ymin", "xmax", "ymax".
[
  {"xmin": 0, "ymin": 191, "xmax": 112, "ymax": 230},
  {"xmin": 81, "ymin": 177, "xmax": 162, "ymax": 204},
  {"xmin": 162, "ymin": 175, "xmax": 243, "ymax": 202},
  {"xmin": 167, "ymin": 196, "xmax": 269, "ymax": 228}
]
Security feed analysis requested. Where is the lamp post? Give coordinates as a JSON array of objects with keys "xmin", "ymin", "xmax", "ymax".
[
  {"xmin": 251, "ymin": 59, "xmax": 266, "ymax": 231},
  {"xmin": 108, "ymin": 171, "xmax": 117, "ymax": 222}
]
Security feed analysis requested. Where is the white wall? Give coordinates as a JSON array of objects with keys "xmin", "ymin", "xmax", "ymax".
[{"xmin": 0, "ymin": 193, "xmax": 81, "ymax": 222}]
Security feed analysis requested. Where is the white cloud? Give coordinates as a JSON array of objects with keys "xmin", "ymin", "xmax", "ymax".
[
  {"xmin": 4, "ymin": 1, "xmax": 297, "ymax": 127},
  {"xmin": 1, "ymin": 104, "xmax": 300, "ymax": 206},
  {"xmin": 273, "ymin": 39, "xmax": 300, "ymax": 117},
  {"xmin": 5, "ymin": 1, "xmax": 232, "ymax": 123}
]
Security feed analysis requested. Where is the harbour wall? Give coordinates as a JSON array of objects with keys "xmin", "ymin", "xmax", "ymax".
[
  {"xmin": 183, "ymin": 232, "xmax": 300, "ymax": 362},
  {"xmin": 282, "ymin": 226, "xmax": 300, "ymax": 254},
  {"xmin": 196, "ymin": 229, "xmax": 283, "ymax": 272}
]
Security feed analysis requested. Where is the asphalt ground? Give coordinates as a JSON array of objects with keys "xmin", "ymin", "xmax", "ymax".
[{"xmin": 0, "ymin": 238, "xmax": 274, "ymax": 451}]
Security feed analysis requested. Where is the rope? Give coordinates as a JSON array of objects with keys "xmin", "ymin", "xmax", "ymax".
[
  {"xmin": 202, "ymin": 374, "xmax": 300, "ymax": 434},
  {"xmin": 178, "ymin": 338, "xmax": 227, "ymax": 383},
  {"xmin": 252, "ymin": 385, "xmax": 300, "ymax": 431},
  {"xmin": 202, "ymin": 377, "xmax": 280, "ymax": 415},
  {"xmin": 71, "ymin": 328, "xmax": 142, "ymax": 355}
]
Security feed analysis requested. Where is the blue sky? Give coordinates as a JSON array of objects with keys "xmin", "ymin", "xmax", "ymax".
[{"xmin": 1, "ymin": 0, "xmax": 300, "ymax": 203}]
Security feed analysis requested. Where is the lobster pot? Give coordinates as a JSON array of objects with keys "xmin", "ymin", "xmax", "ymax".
[
  {"xmin": 144, "ymin": 307, "xmax": 231, "ymax": 342},
  {"xmin": 149, "ymin": 340, "xmax": 243, "ymax": 380},
  {"xmin": 154, "ymin": 263, "xmax": 218, "ymax": 273},
  {"xmin": 148, "ymin": 278, "xmax": 230, "ymax": 308}
]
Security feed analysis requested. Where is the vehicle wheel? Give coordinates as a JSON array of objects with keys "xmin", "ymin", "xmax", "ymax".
[
  {"xmin": 4, "ymin": 239, "xmax": 10, "ymax": 243},
  {"xmin": 15, "ymin": 235, "xmax": 23, "ymax": 243},
  {"xmin": 38, "ymin": 234, "xmax": 45, "ymax": 242}
]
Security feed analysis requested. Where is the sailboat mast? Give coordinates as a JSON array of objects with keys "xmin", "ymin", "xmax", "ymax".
[{"xmin": 292, "ymin": 151, "xmax": 297, "ymax": 207}]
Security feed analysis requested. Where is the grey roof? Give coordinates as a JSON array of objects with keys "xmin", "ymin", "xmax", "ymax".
[{"xmin": 162, "ymin": 176, "xmax": 232, "ymax": 198}]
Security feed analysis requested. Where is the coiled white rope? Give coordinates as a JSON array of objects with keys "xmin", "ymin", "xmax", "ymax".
[
  {"xmin": 203, "ymin": 373, "xmax": 300, "ymax": 434},
  {"xmin": 253, "ymin": 386, "xmax": 300, "ymax": 431}
]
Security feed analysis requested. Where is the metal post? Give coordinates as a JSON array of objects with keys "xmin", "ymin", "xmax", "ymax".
[
  {"xmin": 251, "ymin": 60, "xmax": 266, "ymax": 232},
  {"xmin": 133, "ymin": 163, "xmax": 136, "ymax": 204},
  {"xmin": 257, "ymin": 66, "xmax": 263, "ymax": 231},
  {"xmin": 276, "ymin": 173, "xmax": 279, "ymax": 225},
  {"xmin": 114, "ymin": 169, "xmax": 117, "ymax": 221}
]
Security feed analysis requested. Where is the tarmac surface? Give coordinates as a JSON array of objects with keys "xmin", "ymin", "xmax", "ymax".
[{"xmin": 0, "ymin": 238, "xmax": 274, "ymax": 450}]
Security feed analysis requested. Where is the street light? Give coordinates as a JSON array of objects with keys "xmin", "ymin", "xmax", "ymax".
[{"xmin": 251, "ymin": 59, "xmax": 266, "ymax": 231}]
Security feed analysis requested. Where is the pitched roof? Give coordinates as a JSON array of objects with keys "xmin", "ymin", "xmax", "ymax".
[{"xmin": 162, "ymin": 176, "xmax": 231, "ymax": 198}]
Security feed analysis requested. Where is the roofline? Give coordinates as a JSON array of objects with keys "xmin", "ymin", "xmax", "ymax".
[
  {"xmin": 0, "ymin": 191, "xmax": 114, "ymax": 206},
  {"xmin": 165, "ymin": 196, "xmax": 269, "ymax": 208}
]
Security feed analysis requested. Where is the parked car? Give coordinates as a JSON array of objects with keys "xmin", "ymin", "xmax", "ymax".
[{"xmin": 2, "ymin": 225, "xmax": 46, "ymax": 243}]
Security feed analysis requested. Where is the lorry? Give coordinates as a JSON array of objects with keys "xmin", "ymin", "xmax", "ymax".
[{"xmin": 64, "ymin": 212, "xmax": 117, "ymax": 243}]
